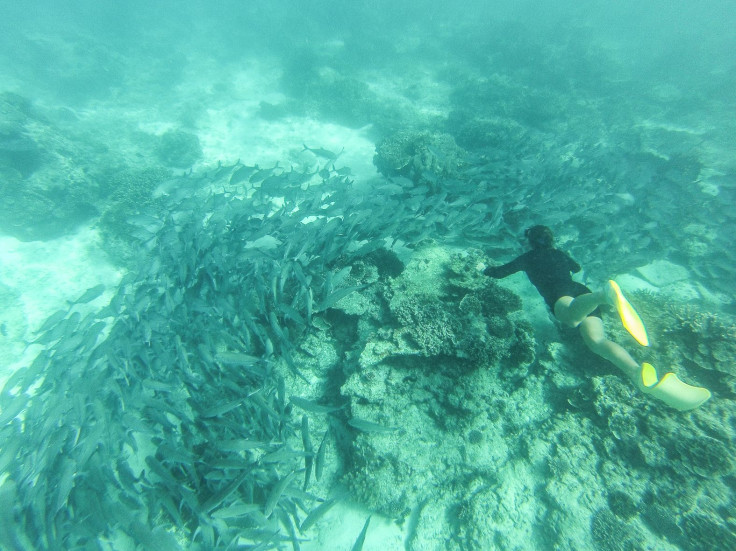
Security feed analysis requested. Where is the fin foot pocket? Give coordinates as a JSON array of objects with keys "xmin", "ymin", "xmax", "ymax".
[
  {"xmin": 640, "ymin": 362, "xmax": 658, "ymax": 388},
  {"xmin": 640, "ymin": 364, "xmax": 711, "ymax": 411}
]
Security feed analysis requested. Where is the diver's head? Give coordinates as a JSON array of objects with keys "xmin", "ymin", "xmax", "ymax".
[{"xmin": 525, "ymin": 225, "xmax": 554, "ymax": 249}]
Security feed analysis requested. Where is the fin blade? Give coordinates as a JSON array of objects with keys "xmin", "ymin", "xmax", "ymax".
[{"xmin": 608, "ymin": 280, "xmax": 649, "ymax": 346}]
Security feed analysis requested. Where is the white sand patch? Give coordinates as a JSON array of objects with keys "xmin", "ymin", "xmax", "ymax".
[
  {"xmin": 613, "ymin": 273, "xmax": 658, "ymax": 294},
  {"xmin": 302, "ymin": 502, "xmax": 405, "ymax": 551},
  {"xmin": 198, "ymin": 107, "xmax": 376, "ymax": 184},
  {"xmin": 364, "ymin": 66, "xmax": 452, "ymax": 119},
  {"xmin": 168, "ymin": 56, "xmax": 379, "ymax": 182},
  {"xmin": 199, "ymin": 109, "xmax": 376, "ymax": 182},
  {"xmin": 635, "ymin": 260, "xmax": 689, "ymax": 287}
]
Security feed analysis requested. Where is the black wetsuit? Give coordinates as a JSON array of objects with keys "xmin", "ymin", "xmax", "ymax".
[{"xmin": 484, "ymin": 248, "xmax": 601, "ymax": 317}]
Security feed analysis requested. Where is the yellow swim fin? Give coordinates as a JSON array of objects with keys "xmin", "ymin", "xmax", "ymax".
[
  {"xmin": 606, "ymin": 280, "xmax": 649, "ymax": 346},
  {"xmin": 640, "ymin": 363, "xmax": 711, "ymax": 411}
]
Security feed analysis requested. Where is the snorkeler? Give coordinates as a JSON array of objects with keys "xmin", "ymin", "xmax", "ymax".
[{"xmin": 483, "ymin": 225, "xmax": 711, "ymax": 411}]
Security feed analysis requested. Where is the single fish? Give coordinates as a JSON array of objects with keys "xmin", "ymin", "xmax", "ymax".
[
  {"xmin": 278, "ymin": 303, "xmax": 307, "ymax": 327},
  {"xmin": 260, "ymin": 445, "xmax": 305, "ymax": 464},
  {"xmin": 202, "ymin": 470, "xmax": 250, "ymax": 513},
  {"xmin": 301, "ymin": 415, "xmax": 313, "ymax": 490},
  {"xmin": 277, "ymin": 376, "xmax": 286, "ymax": 418},
  {"xmin": 331, "ymin": 266, "xmax": 353, "ymax": 288},
  {"xmin": 315, "ymin": 430, "xmax": 328, "ymax": 481},
  {"xmin": 290, "ymin": 396, "xmax": 344, "ymax": 414},
  {"xmin": 249, "ymin": 162, "xmax": 280, "ymax": 183},
  {"xmin": 244, "ymin": 234, "xmax": 282, "ymax": 250},
  {"xmin": 34, "ymin": 309, "xmax": 68, "ymax": 334},
  {"xmin": 211, "ymin": 502, "xmax": 260, "ymax": 519},
  {"xmin": 159, "ymin": 494, "xmax": 185, "ymax": 526},
  {"xmin": 300, "ymin": 498, "xmax": 337, "ymax": 533},
  {"xmin": 316, "ymin": 284, "xmax": 367, "ymax": 312},
  {"xmin": 200, "ymin": 397, "xmax": 247, "ymax": 418},
  {"xmin": 218, "ymin": 439, "xmax": 269, "ymax": 453},
  {"xmin": 0, "ymin": 366, "xmax": 27, "ymax": 397},
  {"xmin": 348, "ymin": 418, "xmax": 399, "ymax": 433},
  {"xmin": 303, "ymin": 144, "xmax": 343, "ymax": 161},
  {"xmin": 351, "ymin": 516, "xmax": 371, "ymax": 551},
  {"xmin": 278, "ymin": 508, "xmax": 303, "ymax": 551},
  {"xmin": 215, "ymin": 351, "xmax": 261, "ymax": 367},
  {"xmin": 264, "ymin": 471, "xmax": 296, "ymax": 517},
  {"xmin": 145, "ymin": 456, "xmax": 179, "ymax": 489}
]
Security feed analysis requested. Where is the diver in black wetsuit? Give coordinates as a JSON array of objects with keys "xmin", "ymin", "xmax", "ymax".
[
  {"xmin": 483, "ymin": 225, "xmax": 711, "ymax": 411},
  {"xmin": 484, "ymin": 226, "xmax": 601, "ymax": 318}
]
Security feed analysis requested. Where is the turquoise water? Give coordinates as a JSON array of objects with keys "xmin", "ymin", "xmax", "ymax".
[{"xmin": 1, "ymin": 1, "xmax": 734, "ymax": 550}]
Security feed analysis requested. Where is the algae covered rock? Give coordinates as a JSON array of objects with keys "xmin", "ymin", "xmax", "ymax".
[
  {"xmin": 675, "ymin": 435, "xmax": 733, "ymax": 478},
  {"xmin": 681, "ymin": 512, "xmax": 736, "ymax": 551},
  {"xmin": 391, "ymin": 293, "xmax": 460, "ymax": 356},
  {"xmin": 0, "ymin": 124, "xmax": 43, "ymax": 177},
  {"xmin": 642, "ymin": 502, "xmax": 685, "ymax": 545},
  {"xmin": 607, "ymin": 490, "xmax": 638, "ymax": 520},
  {"xmin": 590, "ymin": 508, "xmax": 642, "ymax": 551},
  {"xmin": 279, "ymin": 49, "xmax": 414, "ymax": 132},
  {"xmin": 455, "ymin": 477, "xmax": 540, "ymax": 551}
]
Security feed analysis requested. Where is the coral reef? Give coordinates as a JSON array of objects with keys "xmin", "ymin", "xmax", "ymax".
[
  {"xmin": 446, "ymin": 109, "xmax": 531, "ymax": 152},
  {"xmin": 373, "ymin": 131, "xmax": 466, "ymax": 188},
  {"xmin": 391, "ymin": 293, "xmax": 460, "ymax": 356},
  {"xmin": 350, "ymin": 247, "xmax": 533, "ymax": 372},
  {"xmin": 363, "ymin": 247, "xmax": 405, "ymax": 279},
  {"xmin": 682, "ymin": 223, "xmax": 716, "ymax": 258},
  {"xmin": 155, "ymin": 130, "xmax": 202, "ymax": 168},
  {"xmin": 0, "ymin": 92, "xmax": 100, "ymax": 241},
  {"xmin": 675, "ymin": 435, "xmax": 733, "ymax": 478},
  {"xmin": 339, "ymin": 244, "xmax": 538, "ymax": 546},
  {"xmin": 607, "ymin": 490, "xmax": 639, "ymax": 520}
]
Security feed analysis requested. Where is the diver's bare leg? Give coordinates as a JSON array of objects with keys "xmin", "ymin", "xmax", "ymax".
[{"xmin": 578, "ymin": 316, "xmax": 641, "ymax": 386}]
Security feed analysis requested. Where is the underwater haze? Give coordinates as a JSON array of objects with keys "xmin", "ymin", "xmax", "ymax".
[{"xmin": 1, "ymin": 1, "xmax": 735, "ymax": 550}]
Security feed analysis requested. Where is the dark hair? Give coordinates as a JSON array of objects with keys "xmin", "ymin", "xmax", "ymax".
[{"xmin": 525, "ymin": 225, "xmax": 554, "ymax": 249}]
